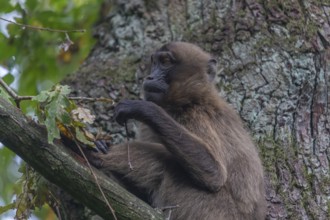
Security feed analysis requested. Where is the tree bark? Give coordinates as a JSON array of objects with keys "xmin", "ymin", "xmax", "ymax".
[
  {"xmin": 1, "ymin": 0, "xmax": 329, "ymax": 219},
  {"xmin": 0, "ymin": 98, "xmax": 163, "ymax": 220},
  {"xmin": 64, "ymin": 0, "xmax": 329, "ymax": 219}
]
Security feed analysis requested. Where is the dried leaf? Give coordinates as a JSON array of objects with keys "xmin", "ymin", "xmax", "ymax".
[
  {"xmin": 59, "ymin": 33, "xmax": 74, "ymax": 52},
  {"xmin": 71, "ymin": 107, "xmax": 95, "ymax": 124}
]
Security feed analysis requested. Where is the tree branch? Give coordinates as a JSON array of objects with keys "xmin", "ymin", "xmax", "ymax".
[
  {"xmin": 0, "ymin": 78, "xmax": 114, "ymax": 106},
  {"xmin": 0, "ymin": 97, "xmax": 164, "ymax": 220},
  {"xmin": 0, "ymin": 17, "xmax": 85, "ymax": 33}
]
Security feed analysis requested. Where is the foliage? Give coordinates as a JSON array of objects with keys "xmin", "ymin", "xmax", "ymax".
[
  {"xmin": 0, "ymin": 162, "xmax": 58, "ymax": 220},
  {"xmin": 0, "ymin": 0, "xmax": 102, "ymax": 96},
  {"xmin": 0, "ymin": 147, "xmax": 20, "ymax": 203},
  {"xmin": 0, "ymin": 0, "xmax": 102, "ymax": 219},
  {"xmin": 33, "ymin": 84, "xmax": 96, "ymax": 146},
  {"xmin": 0, "ymin": 84, "xmax": 99, "ymax": 218}
]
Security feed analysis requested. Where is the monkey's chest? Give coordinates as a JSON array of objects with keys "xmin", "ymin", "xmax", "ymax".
[{"xmin": 151, "ymin": 165, "xmax": 225, "ymax": 220}]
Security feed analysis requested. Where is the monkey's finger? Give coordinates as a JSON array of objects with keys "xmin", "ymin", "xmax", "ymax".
[{"xmin": 95, "ymin": 140, "xmax": 109, "ymax": 154}]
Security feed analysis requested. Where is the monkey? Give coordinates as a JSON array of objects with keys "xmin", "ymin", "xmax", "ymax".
[{"xmin": 92, "ymin": 42, "xmax": 266, "ymax": 220}]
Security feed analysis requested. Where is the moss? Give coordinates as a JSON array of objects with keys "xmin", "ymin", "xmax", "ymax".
[
  {"xmin": 250, "ymin": 0, "xmax": 322, "ymax": 55},
  {"xmin": 210, "ymin": 6, "xmax": 217, "ymax": 25},
  {"xmin": 303, "ymin": 169, "xmax": 314, "ymax": 184},
  {"xmin": 252, "ymin": 36, "xmax": 273, "ymax": 54},
  {"xmin": 101, "ymin": 57, "xmax": 138, "ymax": 83},
  {"xmin": 258, "ymin": 133, "xmax": 302, "ymax": 191},
  {"xmin": 300, "ymin": 185, "xmax": 321, "ymax": 219},
  {"xmin": 258, "ymin": 135, "xmax": 279, "ymax": 185},
  {"xmin": 319, "ymin": 176, "xmax": 330, "ymax": 194},
  {"xmin": 143, "ymin": 0, "xmax": 159, "ymax": 12}
]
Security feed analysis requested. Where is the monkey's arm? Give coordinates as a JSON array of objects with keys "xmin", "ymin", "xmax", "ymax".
[
  {"xmin": 115, "ymin": 100, "xmax": 226, "ymax": 192},
  {"xmin": 94, "ymin": 141, "xmax": 168, "ymax": 190}
]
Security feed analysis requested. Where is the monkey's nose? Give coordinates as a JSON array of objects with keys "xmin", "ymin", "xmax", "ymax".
[{"xmin": 146, "ymin": 76, "xmax": 154, "ymax": 80}]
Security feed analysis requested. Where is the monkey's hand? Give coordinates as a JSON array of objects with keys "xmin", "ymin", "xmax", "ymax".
[
  {"xmin": 95, "ymin": 140, "xmax": 109, "ymax": 154},
  {"xmin": 114, "ymin": 100, "xmax": 159, "ymax": 125}
]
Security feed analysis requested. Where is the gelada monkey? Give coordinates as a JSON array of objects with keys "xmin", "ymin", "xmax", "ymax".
[{"xmin": 93, "ymin": 42, "xmax": 266, "ymax": 220}]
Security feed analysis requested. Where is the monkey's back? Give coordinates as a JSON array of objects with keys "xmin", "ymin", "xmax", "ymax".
[{"xmin": 138, "ymin": 98, "xmax": 266, "ymax": 220}]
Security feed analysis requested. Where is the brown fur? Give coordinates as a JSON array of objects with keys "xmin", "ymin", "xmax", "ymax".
[{"xmin": 95, "ymin": 42, "xmax": 266, "ymax": 220}]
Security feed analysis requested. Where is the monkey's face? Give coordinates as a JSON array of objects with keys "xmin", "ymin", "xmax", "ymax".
[
  {"xmin": 143, "ymin": 42, "xmax": 217, "ymax": 106},
  {"xmin": 143, "ymin": 50, "xmax": 175, "ymax": 105}
]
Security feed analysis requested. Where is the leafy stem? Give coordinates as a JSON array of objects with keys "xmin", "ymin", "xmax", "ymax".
[{"xmin": 0, "ymin": 78, "xmax": 113, "ymax": 108}]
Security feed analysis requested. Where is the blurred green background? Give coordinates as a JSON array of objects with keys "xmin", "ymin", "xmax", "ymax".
[{"xmin": 0, "ymin": 0, "xmax": 102, "ymax": 219}]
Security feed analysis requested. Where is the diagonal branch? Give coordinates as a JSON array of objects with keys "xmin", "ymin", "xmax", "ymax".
[{"xmin": 0, "ymin": 97, "xmax": 164, "ymax": 220}]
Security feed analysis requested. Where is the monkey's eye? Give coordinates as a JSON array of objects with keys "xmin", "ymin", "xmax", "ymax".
[
  {"xmin": 159, "ymin": 55, "xmax": 171, "ymax": 66},
  {"xmin": 150, "ymin": 55, "xmax": 155, "ymax": 64}
]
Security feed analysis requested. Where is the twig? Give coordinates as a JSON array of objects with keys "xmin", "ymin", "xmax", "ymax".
[
  {"xmin": 68, "ymin": 97, "xmax": 114, "ymax": 103},
  {"xmin": 48, "ymin": 191, "xmax": 62, "ymax": 220},
  {"xmin": 165, "ymin": 209, "xmax": 172, "ymax": 220},
  {"xmin": 0, "ymin": 78, "xmax": 17, "ymax": 98},
  {"xmin": 0, "ymin": 78, "xmax": 114, "ymax": 105},
  {"xmin": 162, "ymin": 205, "xmax": 179, "ymax": 220},
  {"xmin": 0, "ymin": 77, "xmax": 25, "ymax": 107},
  {"xmin": 66, "ymin": 128, "xmax": 117, "ymax": 220},
  {"xmin": 55, "ymin": 206, "xmax": 62, "ymax": 220},
  {"xmin": 161, "ymin": 205, "xmax": 180, "ymax": 211},
  {"xmin": 0, "ymin": 17, "xmax": 85, "ymax": 33},
  {"xmin": 125, "ymin": 122, "xmax": 134, "ymax": 170}
]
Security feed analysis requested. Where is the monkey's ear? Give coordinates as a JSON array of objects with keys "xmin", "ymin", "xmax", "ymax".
[{"xmin": 207, "ymin": 58, "xmax": 217, "ymax": 82}]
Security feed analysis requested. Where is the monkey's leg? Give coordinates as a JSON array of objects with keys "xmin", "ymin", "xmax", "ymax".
[{"xmin": 94, "ymin": 141, "xmax": 168, "ymax": 190}]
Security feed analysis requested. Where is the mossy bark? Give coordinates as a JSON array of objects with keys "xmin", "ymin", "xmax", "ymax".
[
  {"xmin": 2, "ymin": 0, "xmax": 328, "ymax": 219},
  {"xmin": 64, "ymin": 1, "xmax": 329, "ymax": 219},
  {"xmin": 0, "ymin": 98, "xmax": 163, "ymax": 220}
]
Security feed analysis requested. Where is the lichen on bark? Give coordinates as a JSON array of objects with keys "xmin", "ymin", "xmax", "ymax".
[{"xmin": 61, "ymin": 0, "xmax": 329, "ymax": 219}]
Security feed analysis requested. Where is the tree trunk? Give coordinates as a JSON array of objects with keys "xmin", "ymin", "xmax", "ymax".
[
  {"xmin": 65, "ymin": 0, "xmax": 329, "ymax": 219},
  {"xmin": 1, "ymin": 0, "xmax": 329, "ymax": 219}
]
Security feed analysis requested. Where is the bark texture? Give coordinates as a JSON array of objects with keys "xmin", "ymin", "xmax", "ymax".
[
  {"xmin": 63, "ymin": 0, "xmax": 329, "ymax": 219},
  {"xmin": 0, "ymin": 98, "xmax": 163, "ymax": 220}
]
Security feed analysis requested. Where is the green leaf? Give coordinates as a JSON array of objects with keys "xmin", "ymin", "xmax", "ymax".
[
  {"xmin": 0, "ymin": 147, "xmax": 19, "ymax": 203},
  {"xmin": 2, "ymin": 73, "xmax": 15, "ymax": 85},
  {"xmin": 59, "ymin": 111, "xmax": 71, "ymax": 125},
  {"xmin": 35, "ymin": 104, "xmax": 45, "ymax": 123},
  {"xmin": 25, "ymin": 0, "xmax": 38, "ymax": 12},
  {"xmin": 18, "ymin": 163, "xmax": 26, "ymax": 174},
  {"xmin": 32, "ymin": 90, "xmax": 54, "ymax": 103},
  {"xmin": 0, "ymin": 34, "xmax": 16, "ymax": 60},
  {"xmin": 32, "ymin": 85, "xmax": 73, "ymax": 143},
  {"xmin": 44, "ymin": 115, "xmax": 60, "ymax": 144},
  {"xmin": 32, "ymin": 92, "xmax": 48, "ymax": 103},
  {"xmin": 34, "ymin": 84, "xmax": 71, "ymax": 104},
  {"xmin": 44, "ymin": 95, "xmax": 62, "ymax": 143},
  {"xmin": 75, "ymin": 127, "xmax": 94, "ymax": 146},
  {"xmin": 57, "ymin": 95, "xmax": 71, "ymax": 110},
  {"xmin": 56, "ymin": 84, "xmax": 71, "ymax": 96},
  {"xmin": 0, "ymin": 0, "xmax": 15, "ymax": 13}
]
